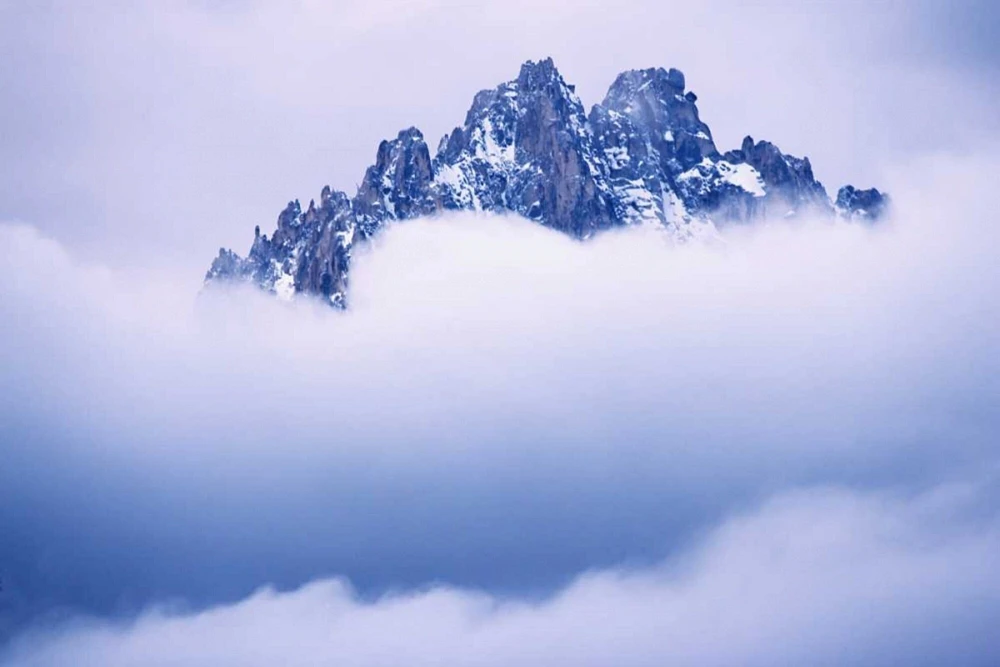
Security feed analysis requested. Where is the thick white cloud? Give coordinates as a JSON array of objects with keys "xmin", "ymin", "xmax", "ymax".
[
  {"xmin": 0, "ymin": 149, "xmax": 998, "ymax": 642},
  {"xmin": 4, "ymin": 484, "xmax": 999, "ymax": 666},
  {"xmin": 3, "ymin": 152, "xmax": 996, "ymax": 472}
]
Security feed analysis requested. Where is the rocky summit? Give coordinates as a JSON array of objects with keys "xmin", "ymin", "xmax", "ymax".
[{"xmin": 206, "ymin": 58, "xmax": 888, "ymax": 307}]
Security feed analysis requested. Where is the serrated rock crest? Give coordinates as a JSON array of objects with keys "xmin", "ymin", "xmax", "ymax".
[{"xmin": 207, "ymin": 59, "xmax": 887, "ymax": 307}]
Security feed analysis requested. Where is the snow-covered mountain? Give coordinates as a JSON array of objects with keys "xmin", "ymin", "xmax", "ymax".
[{"xmin": 206, "ymin": 58, "xmax": 887, "ymax": 307}]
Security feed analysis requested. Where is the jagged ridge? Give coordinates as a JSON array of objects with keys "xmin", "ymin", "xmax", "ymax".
[{"xmin": 206, "ymin": 58, "xmax": 888, "ymax": 307}]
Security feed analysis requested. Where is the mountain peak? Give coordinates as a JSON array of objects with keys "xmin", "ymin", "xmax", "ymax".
[
  {"xmin": 606, "ymin": 66, "xmax": 687, "ymax": 99},
  {"xmin": 206, "ymin": 62, "xmax": 887, "ymax": 307},
  {"xmin": 517, "ymin": 57, "xmax": 562, "ymax": 87}
]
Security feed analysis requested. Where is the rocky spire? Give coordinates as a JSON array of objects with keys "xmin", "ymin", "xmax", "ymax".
[
  {"xmin": 433, "ymin": 57, "xmax": 619, "ymax": 238},
  {"xmin": 600, "ymin": 67, "xmax": 718, "ymax": 171},
  {"xmin": 353, "ymin": 127, "xmax": 438, "ymax": 238}
]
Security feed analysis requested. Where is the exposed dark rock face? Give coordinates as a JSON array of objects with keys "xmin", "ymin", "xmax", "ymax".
[
  {"xmin": 435, "ymin": 58, "xmax": 619, "ymax": 238},
  {"xmin": 354, "ymin": 128, "xmax": 438, "ymax": 238},
  {"xmin": 206, "ymin": 58, "xmax": 887, "ymax": 307},
  {"xmin": 723, "ymin": 136, "xmax": 832, "ymax": 219},
  {"xmin": 208, "ymin": 190, "xmax": 354, "ymax": 306},
  {"xmin": 601, "ymin": 66, "xmax": 719, "ymax": 172}
]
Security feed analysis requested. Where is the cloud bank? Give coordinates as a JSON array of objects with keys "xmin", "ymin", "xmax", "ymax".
[
  {"xmin": 5, "ymin": 485, "xmax": 999, "ymax": 666},
  {"xmin": 0, "ymin": 148, "xmax": 998, "ymax": 663}
]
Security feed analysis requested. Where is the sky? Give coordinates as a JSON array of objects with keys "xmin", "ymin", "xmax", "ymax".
[
  {"xmin": 2, "ymin": 0, "xmax": 998, "ymax": 273},
  {"xmin": 1, "ymin": 1, "xmax": 1000, "ymax": 665}
]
